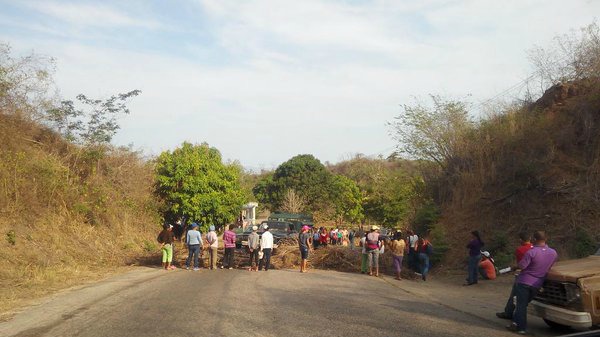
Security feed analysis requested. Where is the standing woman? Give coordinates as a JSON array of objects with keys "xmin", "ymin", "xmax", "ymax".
[
  {"xmin": 157, "ymin": 224, "xmax": 175, "ymax": 270},
  {"xmin": 366, "ymin": 225, "xmax": 382, "ymax": 277},
  {"xmin": 465, "ymin": 230, "xmax": 484, "ymax": 286},
  {"xmin": 359, "ymin": 232, "xmax": 368, "ymax": 274},
  {"xmin": 389, "ymin": 232, "xmax": 406, "ymax": 280},
  {"xmin": 312, "ymin": 228, "xmax": 320, "ymax": 250},
  {"xmin": 319, "ymin": 227, "xmax": 329, "ymax": 247}
]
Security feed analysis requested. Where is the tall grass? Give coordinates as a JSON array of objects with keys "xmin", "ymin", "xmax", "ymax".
[{"xmin": 0, "ymin": 113, "xmax": 160, "ymax": 317}]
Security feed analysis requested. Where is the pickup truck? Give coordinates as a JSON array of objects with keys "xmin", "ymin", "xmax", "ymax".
[
  {"xmin": 531, "ymin": 248, "xmax": 600, "ymax": 329},
  {"xmin": 235, "ymin": 221, "xmax": 298, "ymax": 249}
]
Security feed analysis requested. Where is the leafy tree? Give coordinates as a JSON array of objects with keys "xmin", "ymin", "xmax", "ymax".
[
  {"xmin": 253, "ymin": 154, "xmax": 365, "ymax": 222},
  {"xmin": 259, "ymin": 154, "xmax": 332, "ymax": 212},
  {"xmin": 46, "ymin": 90, "xmax": 141, "ymax": 145},
  {"xmin": 329, "ymin": 174, "xmax": 363, "ymax": 223},
  {"xmin": 329, "ymin": 156, "xmax": 419, "ymax": 227},
  {"xmin": 389, "ymin": 95, "xmax": 472, "ymax": 168},
  {"xmin": 252, "ymin": 172, "xmax": 275, "ymax": 211},
  {"xmin": 154, "ymin": 142, "xmax": 244, "ymax": 232}
]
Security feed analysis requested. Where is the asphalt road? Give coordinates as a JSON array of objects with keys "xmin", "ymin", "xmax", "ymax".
[{"xmin": 2, "ymin": 268, "xmax": 548, "ymax": 337}]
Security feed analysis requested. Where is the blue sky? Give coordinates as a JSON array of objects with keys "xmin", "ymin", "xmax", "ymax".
[{"xmin": 1, "ymin": 0, "xmax": 599, "ymax": 170}]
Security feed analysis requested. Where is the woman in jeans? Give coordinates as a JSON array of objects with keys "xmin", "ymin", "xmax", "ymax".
[
  {"xmin": 465, "ymin": 230, "xmax": 484, "ymax": 286},
  {"xmin": 417, "ymin": 237, "xmax": 432, "ymax": 281}
]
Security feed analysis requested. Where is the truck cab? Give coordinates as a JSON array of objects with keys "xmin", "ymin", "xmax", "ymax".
[{"xmin": 531, "ymin": 248, "xmax": 600, "ymax": 329}]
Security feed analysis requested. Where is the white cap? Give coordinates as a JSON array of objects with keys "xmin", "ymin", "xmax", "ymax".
[
  {"xmin": 252, "ymin": 225, "xmax": 258, "ymax": 231},
  {"xmin": 263, "ymin": 224, "xmax": 269, "ymax": 230},
  {"xmin": 482, "ymin": 251, "xmax": 490, "ymax": 258}
]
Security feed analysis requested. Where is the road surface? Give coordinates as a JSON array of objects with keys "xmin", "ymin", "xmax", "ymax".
[{"xmin": 1, "ymin": 267, "xmax": 570, "ymax": 337}]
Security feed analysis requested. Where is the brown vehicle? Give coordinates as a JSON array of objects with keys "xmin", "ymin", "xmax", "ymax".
[{"xmin": 531, "ymin": 248, "xmax": 600, "ymax": 329}]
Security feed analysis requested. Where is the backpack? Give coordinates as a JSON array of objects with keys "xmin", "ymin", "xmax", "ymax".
[
  {"xmin": 366, "ymin": 232, "xmax": 379, "ymax": 250},
  {"xmin": 424, "ymin": 242, "xmax": 433, "ymax": 256}
]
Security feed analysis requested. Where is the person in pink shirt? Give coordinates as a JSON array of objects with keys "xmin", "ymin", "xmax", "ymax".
[{"xmin": 221, "ymin": 224, "xmax": 237, "ymax": 269}]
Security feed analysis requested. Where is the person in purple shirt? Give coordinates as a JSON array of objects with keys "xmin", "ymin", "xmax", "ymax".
[
  {"xmin": 498, "ymin": 230, "xmax": 557, "ymax": 335},
  {"xmin": 464, "ymin": 230, "xmax": 484, "ymax": 286},
  {"xmin": 221, "ymin": 224, "xmax": 237, "ymax": 269}
]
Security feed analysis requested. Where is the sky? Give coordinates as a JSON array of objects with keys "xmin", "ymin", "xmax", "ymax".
[{"xmin": 0, "ymin": 0, "xmax": 598, "ymax": 170}]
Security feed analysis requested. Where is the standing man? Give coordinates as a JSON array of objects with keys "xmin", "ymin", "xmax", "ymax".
[
  {"xmin": 406, "ymin": 230, "xmax": 419, "ymax": 272},
  {"xmin": 259, "ymin": 224, "xmax": 273, "ymax": 271},
  {"xmin": 185, "ymin": 223, "xmax": 202, "ymax": 270},
  {"xmin": 496, "ymin": 232, "xmax": 534, "ymax": 320},
  {"xmin": 497, "ymin": 231, "xmax": 558, "ymax": 335},
  {"xmin": 206, "ymin": 225, "xmax": 219, "ymax": 270},
  {"xmin": 247, "ymin": 225, "xmax": 260, "ymax": 271},
  {"xmin": 299, "ymin": 226, "xmax": 312, "ymax": 273},
  {"xmin": 348, "ymin": 229, "xmax": 355, "ymax": 250},
  {"xmin": 222, "ymin": 224, "xmax": 237, "ymax": 269},
  {"xmin": 366, "ymin": 225, "xmax": 382, "ymax": 277}
]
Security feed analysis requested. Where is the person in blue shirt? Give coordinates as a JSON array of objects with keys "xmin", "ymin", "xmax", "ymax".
[{"xmin": 185, "ymin": 223, "xmax": 203, "ymax": 270}]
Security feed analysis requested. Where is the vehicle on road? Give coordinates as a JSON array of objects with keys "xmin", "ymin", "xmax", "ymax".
[
  {"xmin": 531, "ymin": 248, "xmax": 600, "ymax": 330},
  {"xmin": 268, "ymin": 212, "xmax": 314, "ymax": 230},
  {"xmin": 236, "ymin": 220, "xmax": 298, "ymax": 249}
]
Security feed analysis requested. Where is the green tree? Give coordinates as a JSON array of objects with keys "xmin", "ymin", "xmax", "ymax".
[
  {"xmin": 257, "ymin": 154, "xmax": 332, "ymax": 212},
  {"xmin": 329, "ymin": 156, "xmax": 419, "ymax": 227},
  {"xmin": 330, "ymin": 174, "xmax": 364, "ymax": 223},
  {"xmin": 154, "ymin": 142, "xmax": 244, "ymax": 232}
]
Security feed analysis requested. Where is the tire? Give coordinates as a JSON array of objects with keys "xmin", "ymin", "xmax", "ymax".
[{"xmin": 543, "ymin": 318, "xmax": 571, "ymax": 330}]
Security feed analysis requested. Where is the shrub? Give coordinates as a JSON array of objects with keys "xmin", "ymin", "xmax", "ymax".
[{"xmin": 6, "ymin": 230, "xmax": 16, "ymax": 245}]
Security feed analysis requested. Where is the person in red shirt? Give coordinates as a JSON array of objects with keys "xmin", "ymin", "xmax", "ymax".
[
  {"xmin": 496, "ymin": 232, "xmax": 535, "ymax": 323},
  {"xmin": 515, "ymin": 232, "xmax": 534, "ymax": 263},
  {"xmin": 318, "ymin": 227, "xmax": 329, "ymax": 247},
  {"xmin": 478, "ymin": 251, "xmax": 497, "ymax": 280}
]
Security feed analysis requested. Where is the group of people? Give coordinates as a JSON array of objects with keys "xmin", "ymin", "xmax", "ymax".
[
  {"xmin": 159, "ymin": 220, "xmax": 558, "ymax": 335},
  {"xmin": 156, "ymin": 223, "xmax": 276, "ymax": 271},
  {"xmin": 312, "ymin": 227, "xmax": 355, "ymax": 248},
  {"xmin": 461, "ymin": 229, "xmax": 558, "ymax": 334}
]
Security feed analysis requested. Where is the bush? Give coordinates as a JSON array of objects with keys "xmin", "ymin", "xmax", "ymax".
[
  {"xmin": 414, "ymin": 201, "xmax": 440, "ymax": 236},
  {"xmin": 572, "ymin": 229, "xmax": 597, "ymax": 258},
  {"xmin": 6, "ymin": 230, "xmax": 16, "ymax": 245},
  {"xmin": 428, "ymin": 224, "xmax": 448, "ymax": 266}
]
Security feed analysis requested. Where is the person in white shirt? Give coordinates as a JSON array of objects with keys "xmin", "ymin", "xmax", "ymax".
[
  {"xmin": 205, "ymin": 225, "xmax": 219, "ymax": 270},
  {"xmin": 406, "ymin": 230, "xmax": 419, "ymax": 272},
  {"xmin": 259, "ymin": 224, "xmax": 274, "ymax": 271}
]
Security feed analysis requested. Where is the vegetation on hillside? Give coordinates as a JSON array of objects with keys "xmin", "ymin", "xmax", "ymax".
[
  {"xmin": 0, "ymin": 44, "xmax": 160, "ymax": 313},
  {"xmin": 390, "ymin": 23, "xmax": 600, "ymax": 264}
]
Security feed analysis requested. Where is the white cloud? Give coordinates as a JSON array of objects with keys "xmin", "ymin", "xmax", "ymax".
[
  {"xmin": 23, "ymin": 1, "xmax": 163, "ymax": 29},
  {"xmin": 2, "ymin": 0, "xmax": 600, "ymax": 168}
]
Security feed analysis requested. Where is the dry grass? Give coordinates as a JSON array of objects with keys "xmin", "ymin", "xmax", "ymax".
[{"xmin": 0, "ymin": 113, "xmax": 160, "ymax": 319}]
